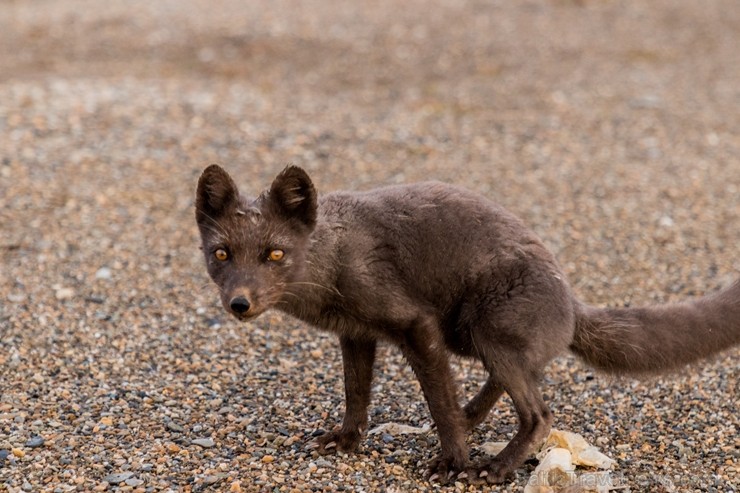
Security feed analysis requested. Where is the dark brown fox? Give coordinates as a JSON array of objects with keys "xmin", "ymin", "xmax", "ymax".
[{"xmin": 195, "ymin": 164, "xmax": 740, "ymax": 484}]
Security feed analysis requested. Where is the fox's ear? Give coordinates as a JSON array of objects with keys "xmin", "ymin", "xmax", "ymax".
[
  {"xmin": 268, "ymin": 165, "xmax": 317, "ymax": 229},
  {"xmin": 195, "ymin": 164, "xmax": 239, "ymax": 221}
]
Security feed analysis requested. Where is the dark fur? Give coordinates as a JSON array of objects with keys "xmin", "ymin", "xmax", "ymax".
[{"xmin": 195, "ymin": 164, "xmax": 740, "ymax": 484}]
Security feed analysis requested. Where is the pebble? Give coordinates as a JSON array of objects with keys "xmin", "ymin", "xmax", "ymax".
[
  {"xmin": 7, "ymin": 293, "xmax": 25, "ymax": 303},
  {"xmin": 125, "ymin": 478, "xmax": 144, "ymax": 487},
  {"xmin": 54, "ymin": 287, "xmax": 75, "ymax": 300},
  {"xmin": 191, "ymin": 438, "xmax": 215, "ymax": 448},
  {"xmin": 203, "ymin": 475, "xmax": 223, "ymax": 485},
  {"xmin": 25, "ymin": 436, "xmax": 45, "ymax": 448},
  {"xmin": 166, "ymin": 421, "xmax": 185, "ymax": 432},
  {"xmin": 103, "ymin": 472, "xmax": 134, "ymax": 485}
]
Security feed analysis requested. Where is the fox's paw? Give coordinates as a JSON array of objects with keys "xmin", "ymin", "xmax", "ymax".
[
  {"xmin": 305, "ymin": 428, "xmax": 361, "ymax": 455},
  {"xmin": 459, "ymin": 458, "xmax": 514, "ymax": 485},
  {"xmin": 426, "ymin": 454, "xmax": 470, "ymax": 484},
  {"xmin": 427, "ymin": 457, "xmax": 513, "ymax": 485}
]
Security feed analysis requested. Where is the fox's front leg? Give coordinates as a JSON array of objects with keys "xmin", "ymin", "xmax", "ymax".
[
  {"xmin": 402, "ymin": 316, "xmax": 469, "ymax": 482},
  {"xmin": 308, "ymin": 335, "xmax": 376, "ymax": 454}
]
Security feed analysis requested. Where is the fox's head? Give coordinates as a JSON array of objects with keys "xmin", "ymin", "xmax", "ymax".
[{"xmin": 195, "ymin": 164, "xmax": 317, "ymax": 321}]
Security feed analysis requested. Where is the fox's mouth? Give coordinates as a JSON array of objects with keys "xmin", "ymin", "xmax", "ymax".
[
  {"xmin": 219, "ymin": 291, "xmax": 279, "ymax": 322},
  {"xmin": 220, "ymin": 292, "xmax": 263, "ymax": 321},
  {"xmin": 223, "ymin": 300, "xmax": 268, "ymax": 322},
  {"xmin": 230, "ymin": 310, "xmax": 262, "ymax": 322}
]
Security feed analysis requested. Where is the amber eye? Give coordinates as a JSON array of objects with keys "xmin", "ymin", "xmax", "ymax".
[
  {"xmin": 214, "ymin": 249, "xmax": 229, "ymax": 261},
  {"xmin": 268, "ymin": 249, "xmax": 284, "ymax": 261}
]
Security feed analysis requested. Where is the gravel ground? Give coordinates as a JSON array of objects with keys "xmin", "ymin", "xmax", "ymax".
[{"xmin": 1, "ymin": 0, "xmax": 738, "ymax": 491}]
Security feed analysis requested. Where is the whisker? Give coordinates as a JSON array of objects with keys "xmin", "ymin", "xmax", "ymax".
[{"xmin": 285, "ymin": 281, "xmax": 342, "ymax": 296}]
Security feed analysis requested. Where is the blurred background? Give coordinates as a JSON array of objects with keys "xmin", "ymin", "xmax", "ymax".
[{"xmin": 0, "ymin": 0, "xmax": 738, "ymax": 491}]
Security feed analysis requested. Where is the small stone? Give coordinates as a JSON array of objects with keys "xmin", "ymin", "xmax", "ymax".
[
  {"xmin": 125, "ymin": 478, "xmax": 144, "ymax": 487},
  {"xmin": 166, "ymin": 421, "xmax": 184, "ymax": 432},
  {"xmin": 192, "ymin": 438, "xmax": 215, "ymax": 448},
  {"xmin": 261, "ymin": 454, "xmax": 274, "ymax": 463},
  {"xmin": 230, "ymin": 481, "xmax": 242, "ymax": 492},
  {"xmin": 7, "ymin": 293, "xmax": 25, "ymax": 303},
  {"xmin": 11, "ymin": 448, "xmax": 25, "ymax": 458},
  {"xmin": 0, "ymin": 450, "xmax": 8, "ymax": 460},
  {"xmin": 25, "ymin": 436, "xmax": 45, "ymax": 448},
  {"xmin": 103, "ymin": 472, "xmax": 134, "ymax": 484},
  {"xmin": 167, "ymin": 443, "xmax": 181, "ymax": 453},
  {"xmin": 658, "ymin": 216, "xmax": 674, "ymax": 228},
  {"xmin": 95, "ymin": 267, "xmax": 112, "ymax": 280},
  {"xmin": 203, "ymin": 475, "xmax": 222, "ymax": 485},
  {"xmin": 55, "ymin": 287, "xmax": 75, "ymax": 300}
]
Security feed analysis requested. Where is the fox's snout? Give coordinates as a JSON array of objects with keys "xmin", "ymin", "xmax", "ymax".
[
  {"xmin": 221, "ymin": 288, "xmax": 259, "ymax": 320},
  {"xmin": 229, "ymin": 295, "xmax": 251, "ymax": 315}
]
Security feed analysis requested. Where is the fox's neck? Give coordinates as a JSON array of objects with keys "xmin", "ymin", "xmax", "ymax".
[{"xmin": 277, "ymin": 215, "xmax": 343, "ymax": 325}]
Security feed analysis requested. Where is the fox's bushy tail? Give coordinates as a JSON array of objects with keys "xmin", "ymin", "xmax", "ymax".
[{"xmin": 570, "ymin": 280, "xmax": 740, "ymax": 374}]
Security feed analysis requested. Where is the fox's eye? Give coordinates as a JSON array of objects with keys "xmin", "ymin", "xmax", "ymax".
[
  {"xmin": 214, "ymin": 249, "xmax": 229, "ymax": 261},
  {"xmin": 268, "ymin": 249, "xmax": 284, "ymax": 262}
]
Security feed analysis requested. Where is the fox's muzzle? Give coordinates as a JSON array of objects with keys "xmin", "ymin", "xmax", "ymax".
[
  {"xmin": 222, "ymin": 287, "xmax": 263, "ymax": 320},
  {"xmin": 229, "ymin": 296, "xmax": 251, "ymax": 314}
]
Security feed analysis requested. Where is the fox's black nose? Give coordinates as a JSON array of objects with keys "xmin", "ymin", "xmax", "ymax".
[{"xmin": 229, "ymin": 296, "xmax": 251, "ymax": 314}]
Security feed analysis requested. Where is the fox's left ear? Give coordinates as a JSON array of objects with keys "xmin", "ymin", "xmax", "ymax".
[{"xmin": 269, "ymin": 165, "xmax": 317, "ymax": 229}]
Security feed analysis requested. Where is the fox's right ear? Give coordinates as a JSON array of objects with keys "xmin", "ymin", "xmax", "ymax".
[{"xmin": 195, "ymin": 164, "xmax": 239, "ymax": 221}]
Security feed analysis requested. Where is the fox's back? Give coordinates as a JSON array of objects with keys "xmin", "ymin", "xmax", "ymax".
[{"xmin": 318, "ymin": 181, "xmax": 565, "ymax": 324}]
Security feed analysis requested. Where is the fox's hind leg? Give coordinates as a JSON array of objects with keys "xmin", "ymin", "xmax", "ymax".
[
  {"xmin": 457, "ymin": 265, "xmax": 572, "ymax": 483},
  {"xmin": 462, "ymin": 378, "xmax": 504, "ymax": 430},
  {"xmin": 467, "ymin": 364, "xmax": 552, "ymax": 484}
]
